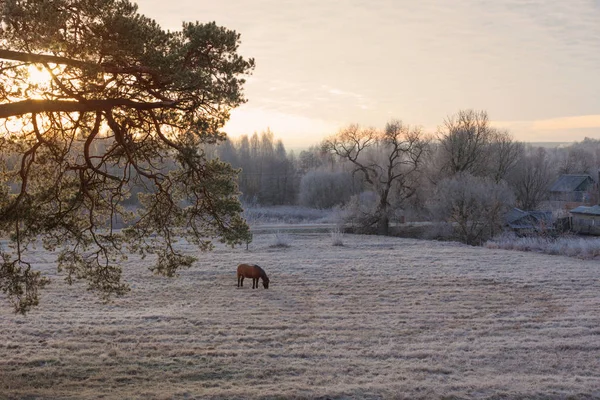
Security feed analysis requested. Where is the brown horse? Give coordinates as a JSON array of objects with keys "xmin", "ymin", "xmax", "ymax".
[{"xmin": 237, "ymin": 263, "xmax": 270, "ymax": 289}]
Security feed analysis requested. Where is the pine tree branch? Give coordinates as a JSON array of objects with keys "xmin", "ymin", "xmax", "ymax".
[
  {"xmin": 0, "ymin": 49, "xmax": 158, "ymax": 76},
  {"xmin": 0, "ymin": 99, "xmax": 178, "ymax": 118}
]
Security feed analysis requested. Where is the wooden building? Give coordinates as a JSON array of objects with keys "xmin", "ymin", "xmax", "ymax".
[
  {"xmin": 570, "ymin": 205, "xmax": 600, "ymax": 235},
  {"xmin": 549, "ymin": 174, "xmax": 597, "ymax": 204},
  {"xmin": 505, "ymin": 208, "xmax": 553, "ymax": 235}
]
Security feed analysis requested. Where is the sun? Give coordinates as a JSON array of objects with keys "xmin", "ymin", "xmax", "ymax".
[
  {"xmin": 22, "ymin": 64, "xmax": 54, "ymax": 100},
  {"xmin": 26, "ymin": 64, "xmax": 53, "ymax": 87}
]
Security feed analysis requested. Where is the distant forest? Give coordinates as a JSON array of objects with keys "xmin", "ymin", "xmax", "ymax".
[{"xmin": 205, "ymin": 125, "xmax": 600, "ymax": 211}]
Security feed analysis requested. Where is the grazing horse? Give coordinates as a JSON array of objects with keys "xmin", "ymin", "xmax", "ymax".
[{"xmin": 237, "ymin": 263, "xmax": 270, "ymax": 289}]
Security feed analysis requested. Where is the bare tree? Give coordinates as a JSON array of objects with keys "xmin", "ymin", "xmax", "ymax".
[
  {"xmin": 437, "ymin": 110, "xmax": 493, "ymax": 176},
  {"xmin": 435, "ymin": 110, "xmax": 522, "ymax": 184},
  {"xmin": 297, "ymin": 144, "xmax": 337, "ymax": 174},
  {"xmin": 429, "ymin": 173, "xmax": 515, "ymax": 245},
  {"xmin": 325, "ymin": 120, "xmax": 429, "ymax": 235},
  {"xmin": 555, "ymin": 147, "xmax": 596, "ymax": 175},
  {"xmin": 488, "ymin": 130, "xmax": 524, "ymax": 183},
  {"xmin": 508, "ymin": 146, "xmax": 555, "ymax": 210}
]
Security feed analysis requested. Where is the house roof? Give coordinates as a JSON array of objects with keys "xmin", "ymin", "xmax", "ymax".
[
  {"xmin": 505, "ymin": 208, "xmax": 528, "ymax": 224},
  {"xmin": 570, "ymin": 205, "xmax": 600, "ymax": 216},
  {"xmin": 505, "ymin": 208, "xmax": 552, "ymax": 228},
  {"xmin": 550, "ymin": 174, "xmax": 595, "ymax": 193}
]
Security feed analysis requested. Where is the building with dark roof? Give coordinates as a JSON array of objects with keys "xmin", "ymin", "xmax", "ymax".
[
  {"xmin": 570, "ymin": 205, "xmax": 600, "ymax": 235},
  {"xmin": 505, "ymin": 208, "xmax": 553, "ymax": 234},
  {"xmin": 549, "ymin": 174, "xmax": 597, "ymax": 204}
]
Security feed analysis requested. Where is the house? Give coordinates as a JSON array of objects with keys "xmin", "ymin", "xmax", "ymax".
[
  {"xmin": 549, "ymin": 174, "xmax": 597, "ymax": 204},
  {"xmin": 570, "ymin": 205, "xmax": 600, "ymax": 235},
  {"xmin": 505, "ymin": 208, "xmax": 553, "ymax": 235}
]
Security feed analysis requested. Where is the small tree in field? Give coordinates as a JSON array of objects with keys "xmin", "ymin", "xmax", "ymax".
[
  {"xmin": 429, "ymin": 173, "xmax": 515, "ymax": 245},
  {"xmin": 325, "ymin": 120, "xmax": 429, "ymax": 235},
  {"xmin": 0, "ymin": 0, "xmax": 254, "ymax": 313}
]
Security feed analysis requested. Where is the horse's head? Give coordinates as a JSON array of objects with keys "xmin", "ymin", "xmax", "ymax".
[{"xmin": 262, "ymin": 277, "xmax": 270, "ymax": 289}]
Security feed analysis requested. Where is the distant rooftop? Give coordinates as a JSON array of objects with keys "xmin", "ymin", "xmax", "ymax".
[
  {"xmin": 570, "ymin": 205, "xmax": 600, "ymax": 216},
  {"xmin": 549, "ymin": 174, "xmax": 595, "ymax": 193},
  {"xmin": 505, "ymin": 208, "xmax": 552, "ymax": 230},
  {"xmin": 505, "ymin": 208, "xmax": 552, "ymax": 225}
]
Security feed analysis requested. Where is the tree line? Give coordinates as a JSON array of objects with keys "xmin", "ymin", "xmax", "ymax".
[
  {"xmin": 4, "ymin": 108, "xmax": 595, "ymax": 244},
  {"xmin": 206, "ymin": 110, "xmax": 600, "ymax": 242}
]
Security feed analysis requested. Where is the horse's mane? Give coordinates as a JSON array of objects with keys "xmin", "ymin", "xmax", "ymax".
[{"xmin": 253, "ymin": 264, "xmax": 267, "ymax": 277}]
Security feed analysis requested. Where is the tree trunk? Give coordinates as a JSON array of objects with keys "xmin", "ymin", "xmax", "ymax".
[
  {"xmin": 377, "ymin": 213, "xmax": 389, "ymax": 236},
  {"xmin": 377, "ymin": 190, "xmax": 390, "ymax": 236}
]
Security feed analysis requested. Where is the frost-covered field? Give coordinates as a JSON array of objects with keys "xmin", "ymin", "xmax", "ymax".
[{"xmin": 2, "ymin": 233, "xmax": 600, "ymax": 400}]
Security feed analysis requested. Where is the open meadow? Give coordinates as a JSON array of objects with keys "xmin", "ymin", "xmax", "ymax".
[{"xmin": 1, "ymin": 232, "xmax": 600, "ymax": 399}]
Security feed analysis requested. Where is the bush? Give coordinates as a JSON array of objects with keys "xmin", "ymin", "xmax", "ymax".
[
  {"xmin": 330, "ymin": 228, "xmax": 344, "ymax": 246},
  {"xmin": 298, "ymin": 170, "xmax": 356, "ymax": 209},
  {"xmin": 428, "ymin": 173, "xmax": 515, "ymax": 245},
  {"xmin": 269, "ymin": 231, "xmax": 292, "ymax": 248},
  {"xmin": 421, "ymin": 222, "xmax": 455, "ymax": 241},
  {"xmin": 243, "ymin": 205, "xmax": 335, "ymax": 224},
  {"xmin": 486, "ymin": 232, "xmax": 600, "ymax": 259},
  {"xmin": 339, "ymin": 191, "xmax": 379, "ymax": 234}
]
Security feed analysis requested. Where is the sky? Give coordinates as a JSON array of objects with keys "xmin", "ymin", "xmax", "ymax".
[{"xmin": 136, "ymin": 0, "xmax": 600, "ymax": 149}]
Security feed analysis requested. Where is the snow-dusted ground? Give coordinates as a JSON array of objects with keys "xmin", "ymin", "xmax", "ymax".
[{"xmin": 1, "ymin": 233, "xmax": 600, "ymax": 399}]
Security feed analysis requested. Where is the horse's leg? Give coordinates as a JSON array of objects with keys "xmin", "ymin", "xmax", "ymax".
[
  {"xmin": 237, "ymin": 274, "xmax": 241, "ymax": 287},
  {"xmin": 240, "ymin": 276, "xmax": 244, "ymax": 287},
  {"xmin": 253, "ymin": 278, "xmax": 257, "ymax": 289}
]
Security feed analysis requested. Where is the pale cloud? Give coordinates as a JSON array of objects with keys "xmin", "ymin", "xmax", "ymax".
[
  {"xmin": 327, "ymin": 88, "xmax": 346, "ymax": 96},
  {"xmin": 244, "ymin": 80, "xmax": 376, "ymax": 129},
  {"xmin": 493, "ymin": 115, "xmax": 600, "ymax": 133},
  {"xmin": 493, "ymin": 116, "xmax": 600, "ymax": 142},
  {"xmin": 324, "ymin": 86, "xmax": 363, "ymax": 99},
  {"xmin": 531, "ymin": 115, "xmax": 600, "ymax": 131}
]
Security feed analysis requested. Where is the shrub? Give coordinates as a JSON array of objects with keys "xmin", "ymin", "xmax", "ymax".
[
  {"xmin": 269, "ymin": 231, "xmax": 292, "ymax": 248},
  {"xmin": 298, "ymin": 170, "xmax": 356, "ymax": 209},
  {"xmin": 421, "ymin": 222, "xmax": 454, "ymax": 241},
  {"xmin": 340, "ymin": 191, "xmax": 379, "ymax": 234},
  {"xmin": 486, "ymin": 232, "xmax": 600, "ymax": 259},
  {"xmin": 428, "ymin": 173, "xmax": 515, "ymax": 245},
  {"xmin": 330, "ymin": 228, "xmax": 344, "ymax": 246},
  {"xmin": 243, "ymin": 205, "xmax": 335, "ymax": 224}
]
